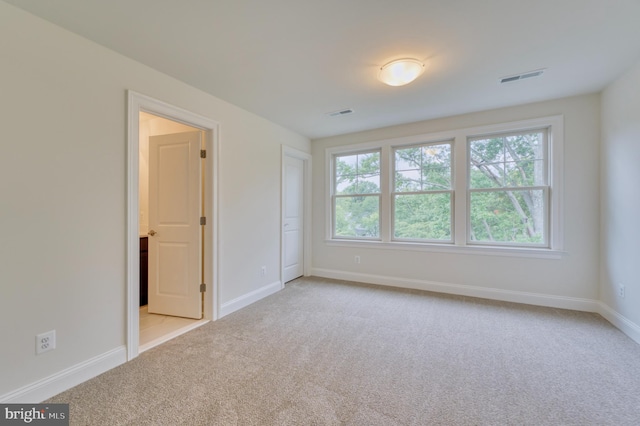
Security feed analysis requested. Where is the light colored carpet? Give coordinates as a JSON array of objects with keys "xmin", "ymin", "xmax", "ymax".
[{"xmin": 47, "ymin": 277, "xmax": 640, "ymax": 425}]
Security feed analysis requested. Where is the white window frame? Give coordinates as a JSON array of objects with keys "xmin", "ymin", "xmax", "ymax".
[
  {"xmin": 325, "ymin": 115, "xmax": 564, "ymax": 259},
  {"xmin": 466, "ymin": 128, "xmax": 550, "ymax": 248},
  {"xmin": 331, "ymin": 148, "xmax": 382, "ymax": 240},
  {"xmin": 391, "ymin": 140, "xmax": 455, "ymax": 244}
]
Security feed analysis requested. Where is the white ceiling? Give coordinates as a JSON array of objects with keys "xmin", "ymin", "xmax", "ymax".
[{"xmin": 6, "ymin": 0, "xmax": 640, "ymax": 139}]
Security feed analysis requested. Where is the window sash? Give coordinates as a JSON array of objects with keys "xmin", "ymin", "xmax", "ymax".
[
  {"xmin": 393, "ymin": 141, "xmax": 453, "ymax": 192},
  {"xmin": 466, "ymin": 129, "xmax": 549, "ymax": 248},
  {"xmin": 391, "ymin": 190, "xmax": 454, "ymax": 243},
  {"xmin": 332, "ymin": 194, "xmax": 381, "ymax": 240},
  {"xmin": 467, "ymin": 187, "xmax": 549, "ymax": 248},
  {"xmin": 468, "ymin": 129, "xmax": 548, "ymax": 190},
  {"xmin": 332, "ymin": 149, "xmax": 382, "ymax": 240},
  {"xmin": 333, "ymin": 149, "xmax": 381, "ymax": 196},
  {"xmin": 391, "ymin": 141, "xmax": 454, "ymax": 242}
]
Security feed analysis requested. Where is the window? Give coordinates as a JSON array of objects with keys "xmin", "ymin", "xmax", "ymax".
[
  {"xmin": 468, "ymin": 130, "xmax": 548, "ymax": 246},
  {"xmin": 326, "ymin": 116, "xmax": 563, "ymax": 256},
  {"xmin": 333, "ymin": 150, "xmax": 380, "ymax": 238},
  {"xmin": 393, "ymin": 142, "xmax": 453, "ymax": 242}
]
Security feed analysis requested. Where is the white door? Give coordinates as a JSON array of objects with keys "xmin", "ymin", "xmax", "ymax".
[
  {"xmin": 283, "ymin": 155, "xmax": 304, "ymax": 283},
  {"xmin": 148, "ymin": 131, "xmax": 202, "ymax": 319}
]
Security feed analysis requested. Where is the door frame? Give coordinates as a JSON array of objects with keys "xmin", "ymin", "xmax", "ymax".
[
  {"xmin": 127, "ymin": 90, "xmax": 219, "ymax": 360},
  {"xmin": 280, "ymin": 146, "xmax": 312, "ymax": 286}
]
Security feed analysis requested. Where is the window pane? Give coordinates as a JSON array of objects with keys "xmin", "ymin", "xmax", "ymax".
[
  {"xmin": 423, "ymin": 144, "xmax": 451, "ymax": 167},
  {"xmin": 504, "ymin": 133, "xmax": 544, "ymax": 162},
  {"xmin": 423, "ymin": 144, "xmax": 451, "ymax": 189},
  {"xmin": 336, "ymin": 154, "xmax": 357, "ymax": 172},
  {"xmin": 394, "ymin": 143, "xmax": 452, "ymax": 192},
  {"xmin": 336, "ymin": 178, "xmax": 354, "ymax": 194},
  {"xmin": 470, "ymin": 162, "xmax": 504, "ymax": 188},
  {"xmin": 395, "ymin": 147, "xmax": 421, "ymax": 170},
  {"xmin": 423, "ymin": 165, "xmax": 451, "ymax": 190},
  {"xmin": 335, "ymin": 151, "xmax": 380, "ymax": 195},
  {"xmin": 335, "ymin": 195, "xmax": 380, "ymax": 238},
  {"xmin": 469, "ymin": 190, "xmax": 545, "ymax": 244},
  {"xmin": 358, "ymin": 152, "xmax": 380, "ymax": 174},
  {"xmin": 394, "ymin": 193, "xmax": 451, "ymax": 241},
  {"xmin": 470, "ymin": 131, "xmax": 545, "ymax": 189},
  {"xmin": 504, "ymin": 160, "xmax": 545, "ymax": 187},
  {"xmin": 335, "ymin": 153, "xmax": 357, "ymax": 195},
  {"xmin": 357, "ymin": 174, "xmax": 380, "ymax": 194},
  {"xmin": 469, "ymin": 138, "xmax": 506, "ymax": 164},
  {"xmin": 395, "ymin": 169, "xmax": 422, "ymax": 192}
]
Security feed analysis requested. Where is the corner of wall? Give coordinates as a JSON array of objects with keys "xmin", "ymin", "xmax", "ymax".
[
  {"xmin": 219, "ymin": 281, "xmax": 282, "ymax": 318},
  {"xmin": 598, "ymin": 57, "xmax": 640, "ymax": 346},
  {"xmin": 597, "ymin": 303, "xmax": 640, "ymax": 345}
]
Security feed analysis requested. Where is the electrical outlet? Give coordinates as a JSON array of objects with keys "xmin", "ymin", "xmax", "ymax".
[
  {"xmin": 355, "ymin": 255, "xmax": 361, "ymax": 264},
  {"xmin": 36, "ymin": 330, "xmax": 56, "ymax": 355},
  {"xmin": 260, "ymin": 266, "xmax": 266, "ymax": 277},
  {"xmin": 618, "ymin": 283, "xmax": 625, "ymax": 299}
]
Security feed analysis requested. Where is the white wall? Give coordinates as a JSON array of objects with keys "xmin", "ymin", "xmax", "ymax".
[
  {"xmin": 0, "ymin": 1, "xmax": 309, "ymax": 399},
  {"xmin": 312, "ymin": 94, "xmax": 601, "ymax": 306},
  {"xmin": 601, "ymin": 58, "xmax": 640, "ymax": 333}
]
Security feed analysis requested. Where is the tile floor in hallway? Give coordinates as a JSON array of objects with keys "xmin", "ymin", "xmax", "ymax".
[{"xmin": 139, "ymin": 305, "xmax": 208, "ymax": 352}]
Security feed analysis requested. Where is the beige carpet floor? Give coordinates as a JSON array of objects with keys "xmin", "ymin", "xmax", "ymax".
[{"xmin": 47, "ymin": 277, "xmax": 640, "ymax": 425}]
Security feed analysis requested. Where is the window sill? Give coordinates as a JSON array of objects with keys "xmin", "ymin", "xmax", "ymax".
[{"xmin": 325, "ymin": 239, "xmax": 566, "ymax": 259}]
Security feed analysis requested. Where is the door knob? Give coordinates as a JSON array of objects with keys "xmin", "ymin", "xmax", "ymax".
[{"xmin": 148, "ymin": 230, "xmax": 157, "ymax": 236}]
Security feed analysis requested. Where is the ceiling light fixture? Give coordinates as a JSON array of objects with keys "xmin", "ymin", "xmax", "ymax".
[{"xmin": 378, "ymin": 58, "xmax": 425, "ymax": 86}]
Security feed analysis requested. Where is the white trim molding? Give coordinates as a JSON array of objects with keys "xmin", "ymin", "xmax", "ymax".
[
  {"xmin": 219, "ymin": 281, "xmax": 282, "ymax": 318},
  {"xmin": 0, "ymin": 347, "xmax": 126, "ymax": 403},
  {"xmin": 311, "ymin": 268, "xmax": 640, "ymax": 345},
  {"xmin": 324, "ymin": 239, "xmax": 567, "ymax": 260},
  {"xmin": 127, "ymin": 90, "xmax": 220, "ymax": 361},
  {"xmin": 311, "ymin": 267, "xmax": 599, "ymax": 312}
]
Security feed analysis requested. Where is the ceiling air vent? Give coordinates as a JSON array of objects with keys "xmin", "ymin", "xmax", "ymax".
[
  {"xmin": 327, "ymin": 108, "xmax": 354, "ymax": 117},
  {"xmin": 500, "ymin": 69, "xmax": 546, "ymax": 84}
]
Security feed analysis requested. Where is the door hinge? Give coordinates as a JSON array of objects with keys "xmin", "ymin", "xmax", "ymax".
[
  {"xmin": 200, "ymin": 283, "xmax": 206, "ymax": 292},
  {"xmin": 200, "ymin": 216, "xmax": 206, "ymax": 226},
  {"xmin": 200, "ymin": 149, "xmax": 206, "ymax": 159}
]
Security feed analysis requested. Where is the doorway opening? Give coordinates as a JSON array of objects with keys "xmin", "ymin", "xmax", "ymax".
[
  {"xmin": 127, "ymin": 91, "xmax": 219, "ymax": 360},
  {"xmin": 138, "ymin": 112, "xmax": 206, "ymax": 351}
]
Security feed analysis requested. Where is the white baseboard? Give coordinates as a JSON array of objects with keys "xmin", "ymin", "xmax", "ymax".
[
  {"xmin": 597, "ymin": 302, "xmax": 640, "ymax": 345},
  {"xmin": 311, "ymin": 268, "xmax": 640, "ymax": 345},
  {"xmin": 0, "ymin": 346, "xmax": 126, "ymax": 403},
  {"xmin": 310, "ymin": 268, "xmax": 600, "ymax": 312},
  {"xmin": 219, "ymin": 280, "xmax": 282, "ymax": 318},
  {"xmin": 2, "ymin": 278, "xmax": 637, "ymax": 406}
]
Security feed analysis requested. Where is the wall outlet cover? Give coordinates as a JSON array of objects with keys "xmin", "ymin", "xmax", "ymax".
[{"xmin": 36, "ymin": 330, "xmax": 56, "ymax": 355}]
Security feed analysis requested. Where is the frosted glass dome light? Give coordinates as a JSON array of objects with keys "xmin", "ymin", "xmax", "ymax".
[{"xmin": 378, "ymin": 58, "xmax": 425, "ymax": 86}]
